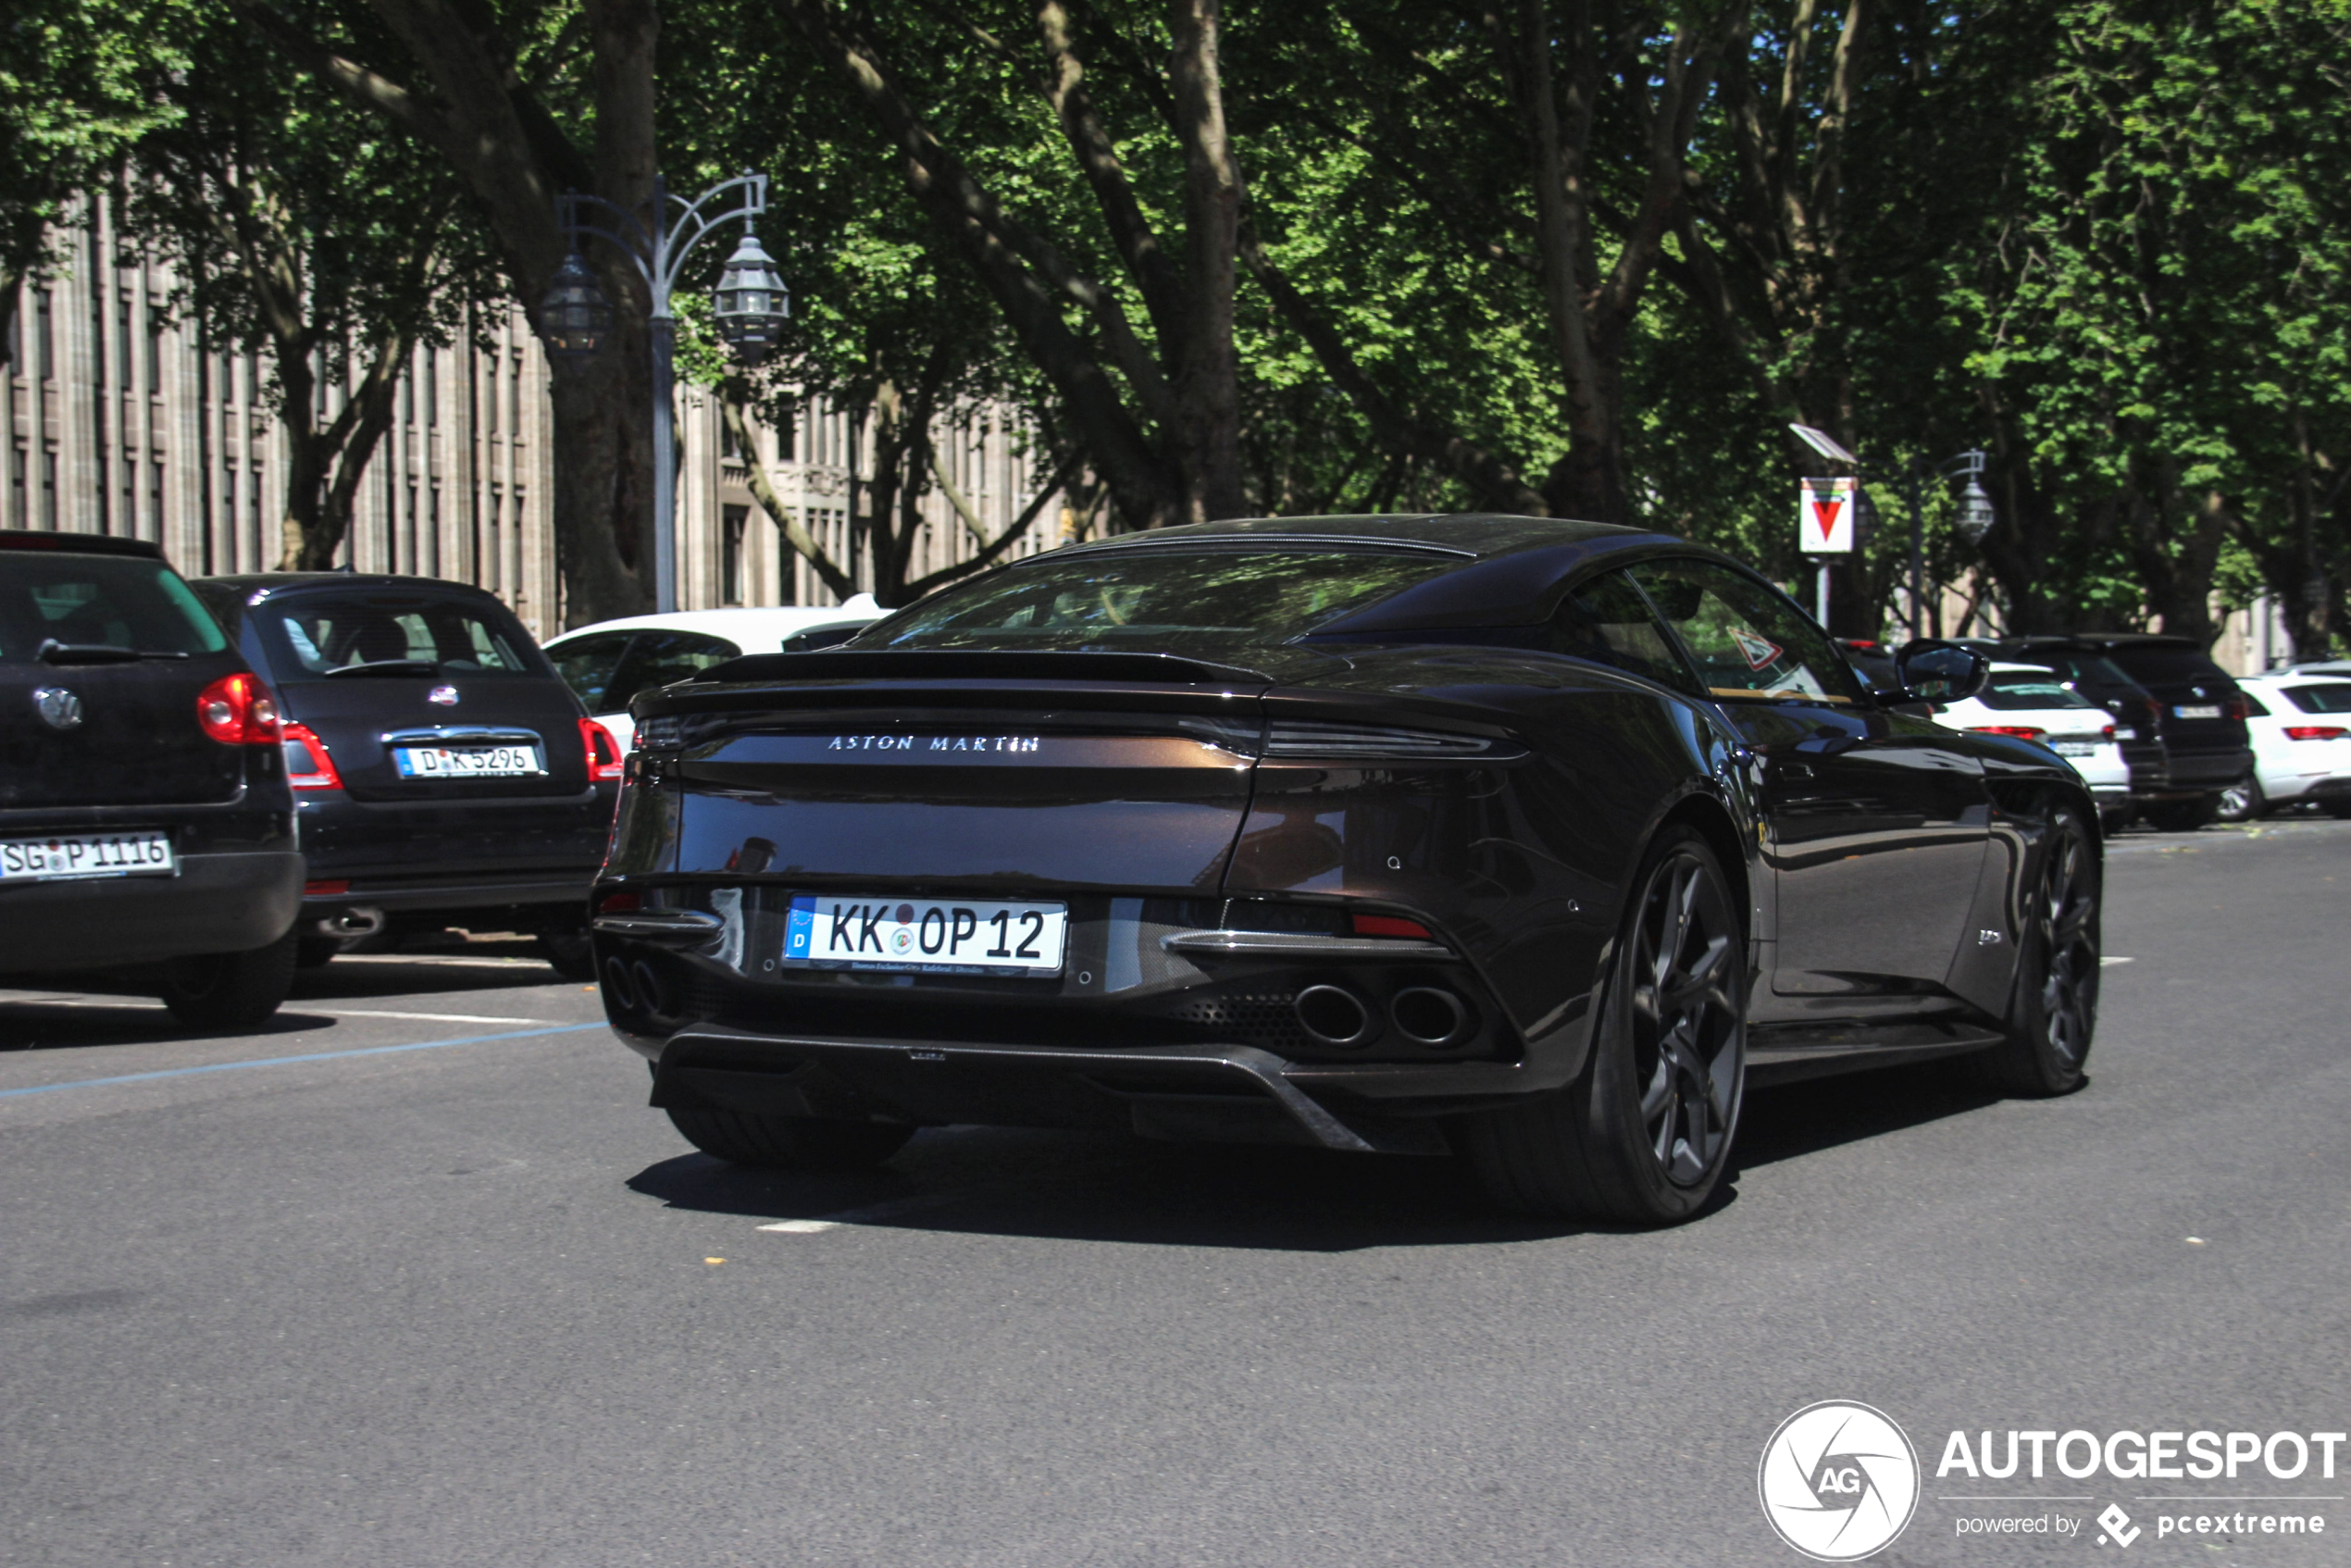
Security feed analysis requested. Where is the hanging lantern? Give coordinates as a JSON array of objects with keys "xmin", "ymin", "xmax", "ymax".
[
  {"xmin": 712, "ymin": 232, "xmax": 790, "ymax": 366},
  {"xmin": 1957, "ymin": 479, "xmax": 1996, "ymax": 545},
  {"xmin": 538, "ymin": 252, "xmax": 614, "ymax": 361}
]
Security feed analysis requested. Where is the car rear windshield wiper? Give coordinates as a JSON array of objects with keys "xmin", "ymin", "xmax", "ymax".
[
  {"xmin": 324, "ymin": 658, "xmax": 442, "ymax": 678},
  {"xmin": 37, "ymin": 640, "xmax": 193, "ymax": 665}
]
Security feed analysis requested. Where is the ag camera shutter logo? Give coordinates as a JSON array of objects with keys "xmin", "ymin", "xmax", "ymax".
[{"xmin": 1760, "ymin": 1400, "xmax": 1922, "ymax": 1560}]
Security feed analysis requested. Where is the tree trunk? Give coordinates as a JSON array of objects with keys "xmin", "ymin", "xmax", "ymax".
[{"xmin": 1167, "ymin": 0, "xmax": 1247, "ymax": 522}]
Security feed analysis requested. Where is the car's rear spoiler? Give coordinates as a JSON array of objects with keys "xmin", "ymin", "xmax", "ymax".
[{"xmin": 690, "ymin": 649, "xmax": 1275, "ymax": 690}]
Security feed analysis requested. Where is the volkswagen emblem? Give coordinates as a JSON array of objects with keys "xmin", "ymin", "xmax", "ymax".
[
  {"xmin": 32, "ymin": 686, "xmax": 83, "ymax": 730},
  {"xmin": 428, "ymin": 684, "xmax": 460, "ymax": 706}
]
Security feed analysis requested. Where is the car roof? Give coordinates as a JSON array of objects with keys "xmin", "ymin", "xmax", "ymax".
[
  {"xmin": 544, "ymin": 601, "xmax": 881, "ymax": 647},
  {"xmin": 198, "ymin": 572, "xmax": 506, "ymax": 604},
  {"xmin": 1047, "ymin": 513, "xmax": 1734, "ymax": 633},
  {"xmin": 1056, "ymin": 513, "xmax": 1650, "ymax": 561},
  {"xmin": 0, "ymin": 528, "xmax": 166, "ymax": 560}
]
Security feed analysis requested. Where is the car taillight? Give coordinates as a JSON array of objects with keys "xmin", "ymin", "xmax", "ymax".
[
  {"xmin": 2100, "ymin": 725, "xmax": 2116, "ymax": 740},
  {"xmin": 280, "ymin": 722, "xmax": 343, "ymax": 789},
  {"xmin": 2226, "ymin": 693, "xmax": 2251, "ymax": 721},
  {"xmin": 2284, "ymin": 726, "xmax": 2348, "ymax": 741},
  {"xmin": 1969, "ymin": 725, "xmax": 2048, "ymax": 741},
  {"xmin": 580, "ymin": 716, "xmax": 625, "ymax": 781},
  {"xmin": 1352, "ymin": 914, "xmax": 1434, "ymax": 940},
  {"xmin": 196, "ymin": 672, "xmax": 280, "ymax": 744},
  {"xmin": 597, "ymin": 891, "xmax": 641, "ymax": 915}
]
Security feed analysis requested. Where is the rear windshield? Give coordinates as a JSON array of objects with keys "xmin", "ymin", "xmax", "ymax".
[
  {"xmin": 2108, "ymin": 645, "xmax": 2229, "ymax": 685},
  {"xmin": 1977, "ymin": 670, "xmax": 2098, "ymax": 712},
  {"xmin": 2284, "ymin": 683, "xmax": 2351, "ymax": 715},
  {"xmin": 249, "ymin": 591, "xmax": 546, "ymax": 683},
  {"xmin": 0, "ymin": 552, "xmax": 227, "ymax": 661},
  {"xmin": 856, "ymin": 547, "xmax": 1455, "ymax": 655}
]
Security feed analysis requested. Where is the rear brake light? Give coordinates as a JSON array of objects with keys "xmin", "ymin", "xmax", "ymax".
[
  {"xmin": 580, "ymin": 716, "xmax": 625, "ymax": 781},
  {"xmin": 2284, "ymin": 726, "xmax": 2348, "ymax": 741},
  {"xmin": 597, "ymin": 891, "xmax": 641, "ymax": 915},
  {"xmin": 1352, "ymin": 914, "xmax": 1434, "ymax": 940},
  {"xmin": 2100, "ymin": 725, "xmax": 2116, "ymax": 740},
  {"xmin": 196, "ymin": 672, "xmax": 280, "ymax": 744},
  {"xmin": 1968, "ymin": 725, "xmax": 2048, "ymax": 741},
  {"xmin": 280, "ymin": 722, "xmax": 343, "ymax": 789},
  {"xmin": 2226, "ymin": 694, "xmax": 2251, "ymax": 721},
  {"xmin": 1265, "ymin": 721, "xmax": 1500, "ymax": 758},
  {"xmin": 305, "ymin": 879, "xmax": 349, "ymax": 896}
]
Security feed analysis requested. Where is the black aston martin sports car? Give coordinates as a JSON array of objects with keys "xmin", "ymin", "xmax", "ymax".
[{"xmin": 592, "ymin": 516, "xmax": 2101, "ymax": 1224}]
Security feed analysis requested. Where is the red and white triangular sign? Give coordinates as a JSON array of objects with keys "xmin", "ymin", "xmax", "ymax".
[{"xmin": 1799, "ymin": 477, "xmax": 1857, "ymax": 554}]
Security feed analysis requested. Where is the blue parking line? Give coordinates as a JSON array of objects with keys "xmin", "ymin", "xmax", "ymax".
[{"xmin": 0, "ymin": 1023, "xmax": 607, "ymax": 1100}]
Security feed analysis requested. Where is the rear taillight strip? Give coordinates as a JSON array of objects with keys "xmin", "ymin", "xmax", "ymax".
[{"xmin": 280, "ymin": 722, "xmax": 343, "ymax": 790}]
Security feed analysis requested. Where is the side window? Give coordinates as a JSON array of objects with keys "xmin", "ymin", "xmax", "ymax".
[
  {"xmin": 549, "ymin": 633, "xmax": 635, "ymax": 712},
  {"xmin": 604, "ymin": 631, "xmax": 741, "ymax": 712},
  {"xmin": 1549, "ymin": 569, "xmax": 1703, "ymax": 696},
  {"xmin": 2239, "ymin": 691, "xmax": 2270, "ymax": 719},
  {"xmin": 1629, "ymin": 560, "xmax": 1865, "ymax": 706}
]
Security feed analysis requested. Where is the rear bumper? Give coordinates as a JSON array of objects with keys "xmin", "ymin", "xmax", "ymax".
[
  {"xmin": 641, "ymin": 1023, "xmax": 1571, "ymax": 1157},
  {"xmin": 0, "ymin": 850, "xmax": 304, "ymax": 972},
  {"xmin": 2149, "ymin": 746, "xmax": 2254, "ymax": 793},
  {"xmin": 303, "ymin": 871, "xmax": 595, "ymax": 915}
]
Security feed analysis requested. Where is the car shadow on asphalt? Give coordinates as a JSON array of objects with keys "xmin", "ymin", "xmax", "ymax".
[
  {"xmin": 0, "ymin": 1004, "xmax": 340, "ymax": 1052},
  {"xmin": 627, "ymin": 1129, "xmax": 1611, "ymax": 1251},
  {"xmin": 628, "ymin": 1058, "xmax": 2021, "ymax": 1250},
  {"xmin": 1729, "ymin": 1058, "xmax": 2009, "ymax": 1176}
]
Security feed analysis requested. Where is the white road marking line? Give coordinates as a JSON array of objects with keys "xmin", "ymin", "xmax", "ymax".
[
  {"xmin": 0, "ymin": 996, "xmax": 167, "ymax": 1010},
  {"xmin": 331, "ymin": 1009, "xmax": 555, "ymax": 1025},
  {"xmin": 332, "ymin": 956, "xmax": 545, "ymax": 969},
  {"xmin": 757, "ymin": 1219, "xmax": 840, "ymax": 1234},
  {"xmin": 2099, "ymin": 955, "xmax": 2134, "ymax": 965}
]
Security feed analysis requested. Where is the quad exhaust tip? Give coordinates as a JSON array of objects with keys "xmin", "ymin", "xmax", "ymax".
[
  {"xmin": 1294, "ymin": 984, "xmax": 1373, "ymax": 1048},
  {"xmin": 1390, "ymin": 986, "xmax": 1467, "ymax": 1047}
]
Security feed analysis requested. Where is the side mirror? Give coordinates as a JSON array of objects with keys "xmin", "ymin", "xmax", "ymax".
[
  {"xmin": 783, "ymin": 622, "xmax": 866, "ymax": 653},
  {"xmin": 1892, "ymin": 641, "xmax": 1990, "ymax": 703}
]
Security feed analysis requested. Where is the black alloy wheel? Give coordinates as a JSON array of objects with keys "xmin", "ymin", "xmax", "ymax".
[
  {"xmin": 1466, "ymin": 826, "xmax": 1747, "ymax": 1225},
  {"xmin": 1977, "ymin": 803, "xmax": 2099, "ymax": 1096}
]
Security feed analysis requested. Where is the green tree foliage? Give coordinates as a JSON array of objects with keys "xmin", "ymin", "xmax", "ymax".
[
  {"xmin": 1946, "ymin": 0, "xmax": 2351, "ymax": 652},
  {"xmin": 115, "ymin": 6, "xmax": 504, "ymax": 568}
]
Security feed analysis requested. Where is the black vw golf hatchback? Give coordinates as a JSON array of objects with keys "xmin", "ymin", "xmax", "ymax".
[
  {"xmin": 192, "ymin": 576, "xmax": 622, "ymax": 971},
  {"xmin": 1, "ymin": 531, "xmax": 302, "ymax": 1026}
]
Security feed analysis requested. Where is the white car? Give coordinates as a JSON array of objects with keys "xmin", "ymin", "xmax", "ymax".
[
  {"xmin": 1936, "ymin": 662, "xmax": 2133, "ymax": 823},
  {"xmin": 2221, "ymin": 673, "xmax": 2351, "ymax": 819},
  {"xmin": 544, "ymin": 600, "xmax": 882, "ymax": 752}
]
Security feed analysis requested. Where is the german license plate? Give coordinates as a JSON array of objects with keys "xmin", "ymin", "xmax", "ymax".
[
  {"xmin": 0, "ymin": 829, "xmax": 175, "ymax": 883},
  {"xmin": 393, "ymin": 744, "xmax": 542, "ymax": 778},
  {"xmin": 2173, "ymin": 704, "xmax": 2221, "ymax": 719},
  {"xmin": 783, "ymin": 894, "xmax": 1067, "ymax": 974},
  {"xmin": 2052, "ymin": 740, "xmax": 2096, "ymax": 757}
]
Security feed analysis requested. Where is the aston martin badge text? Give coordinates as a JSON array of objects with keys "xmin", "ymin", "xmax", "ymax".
[{"xmin": 826, "ymin": 735, "xmax": 1041, "ymax": 753}]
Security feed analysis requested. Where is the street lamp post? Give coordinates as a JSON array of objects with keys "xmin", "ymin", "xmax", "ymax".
[
  {"xmin": 1897, "ymin": 451, "xmax": 1995, "ymax": 642},
  {"xmin": 537, "ymin": 173, "xmax": 790, "ymax": 614}
]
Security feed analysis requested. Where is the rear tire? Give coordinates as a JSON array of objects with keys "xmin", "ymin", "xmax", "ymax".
[
  {"xmin": 161, "ymin": 927, "xmax": 300, "ymax": 1030},
  {"xmin": 295, "ymin": 935, "xmax": 343, "ymax": 969},
  {"xmin": 1463, "ymin": 827, "xmax": 1747, "ymax": 1225},
  {"xmin": 665, "ymin": 1106, "xmax": 914, "ymax": 1171},
  {"xmin": 2326, "ymin": 800, "xmax": 2351, "ymax": 820},
  {"xmin": 2142, "ymin": 794, "xmax": 2220, "ymax": 831},
  {"xmin": 2215, "ymin": 777, "xmax": 2265, "ymax": 822},
  {"xmin": 537, "ymin": 929, "xmax": 596, "ymax": 981},
  {"xmin": 1975, "ymin": 804, "xmax": 2098, "ymax": 1096}
]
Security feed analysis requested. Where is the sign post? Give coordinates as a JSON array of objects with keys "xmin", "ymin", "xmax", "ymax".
[{"xmin": 1798, "ymin": 476, "xmax": 1857, "ymax": 627}]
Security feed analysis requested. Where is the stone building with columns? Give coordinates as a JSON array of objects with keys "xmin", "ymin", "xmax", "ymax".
[{"xmin": 3, "ymin": 205, "xmax": 1064, "ymax": 642}]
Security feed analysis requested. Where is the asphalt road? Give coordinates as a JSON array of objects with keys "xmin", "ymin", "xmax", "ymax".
[{"xmin": 3, "ymin": 820, "xmax": 2346, "ymax": 1567}]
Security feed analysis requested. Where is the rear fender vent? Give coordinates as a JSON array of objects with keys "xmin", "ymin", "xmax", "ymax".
[{"xmin": 1263, "ymin": 721, "xmax": 1515, "ymax": 759}]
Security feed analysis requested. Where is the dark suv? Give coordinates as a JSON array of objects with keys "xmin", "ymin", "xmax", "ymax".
[
  {"xmin": 192, "ymin": 576, "xmax": 621, "ymax": 972},
  {"xmin": 2062, "ymin": 635, "xmax": 2254, "ymax": 828},
  {"xmin": 1, "ymin": 531, "xmax": 303, "ymax": 1026}
]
